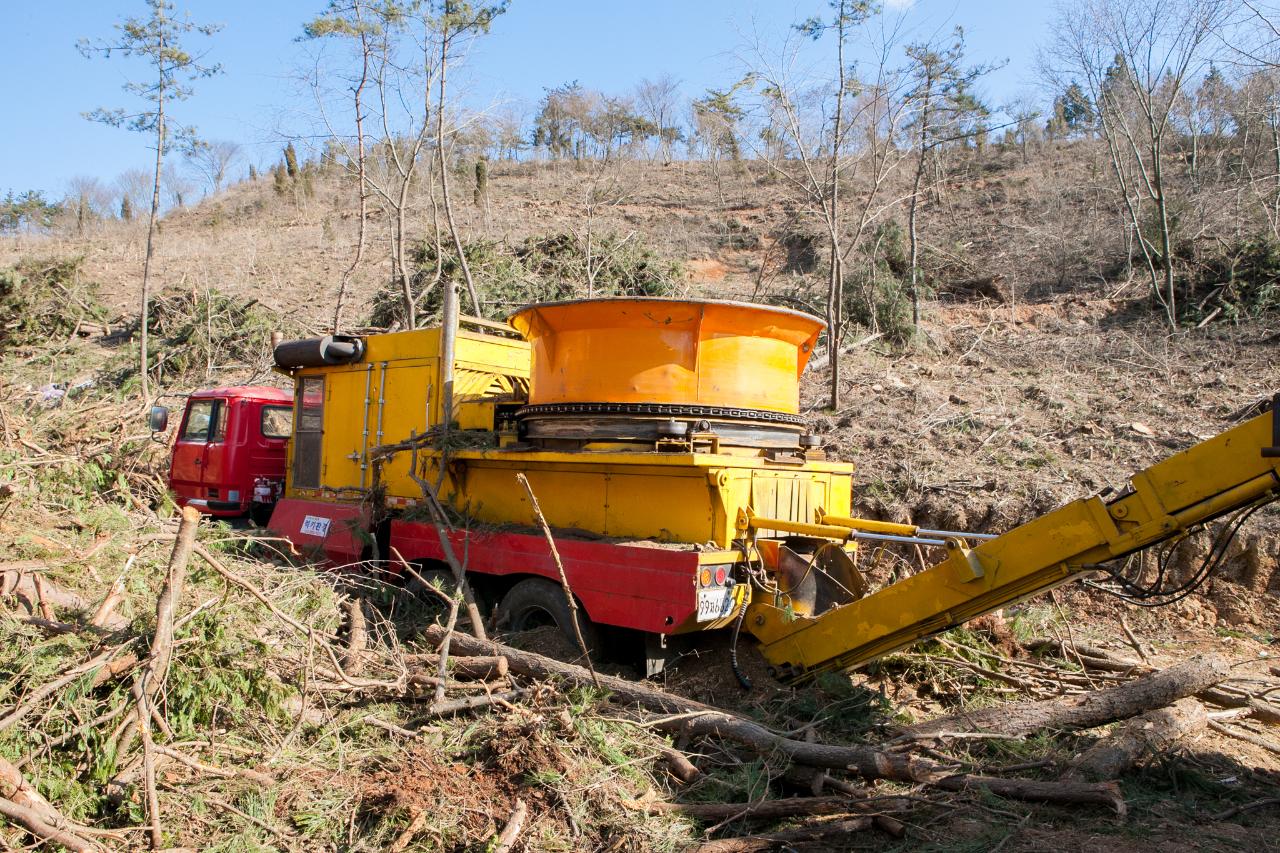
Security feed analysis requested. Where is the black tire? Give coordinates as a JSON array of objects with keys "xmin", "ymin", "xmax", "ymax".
[{"xmin": 497, "ymin": 578, "xmax": 599, "ymax": 654}]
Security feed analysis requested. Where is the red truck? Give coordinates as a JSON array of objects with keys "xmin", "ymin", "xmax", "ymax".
[{"xmin": 153, "ymin": 386, "xmax": 293, "ymax": 520}]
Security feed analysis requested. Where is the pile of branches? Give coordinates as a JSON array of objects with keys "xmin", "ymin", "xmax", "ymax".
[
  {"xmin": 104, "ymin": 288, "xmax": 303, "ymax": 389},
  {"xmin": 3, "ymin": 391, "xmax": 1280, "ymax": 849},
  {"xmin": 0, "ymin": 256, "xmax": 109, "ymax": 351}
]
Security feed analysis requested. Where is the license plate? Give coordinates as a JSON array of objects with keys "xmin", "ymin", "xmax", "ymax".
[
  {"xmin": 697, "ymin": 586, "xmax": 736, "ymax": 622},
  {"xmin": 300, "ymin": 515, "xmax": 331, "ymax": 537}
]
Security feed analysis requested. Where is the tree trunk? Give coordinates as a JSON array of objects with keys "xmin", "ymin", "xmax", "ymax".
[
  {"xmin": 1062, "ymin": 697, "xmax": 1207, "ymax": 781},
  {"xmin": 695, "ymin": 817, "xmax": 874, "ymax": 853},
  {"xmin": 436, "ymin": 22, "xmax": 482, "ymax": 316},
  {"xmin": 333, "ymin": 19, "xmax": 371, "ymax": 334},
  {"xmin": 423, "ymin": 626, "xmax": 1124, "ymax": 810},
  {"xmin": 908, "ymin": 89, "xmax": 931, "ymax": 330},
  {"xmin": 1150, "ymin": 132, "xmax": 1177, "ymax": 326},
  {"xmin": 139, "ymin": 32, "xmax": 167, "ymax": 402},
  {"xmin": 825, "ymin": 3, "xmax": 847, "ymax": 412},
  {"xmin": 902, "ymin": 655, "xmax": 1228, "ymax": 739}
]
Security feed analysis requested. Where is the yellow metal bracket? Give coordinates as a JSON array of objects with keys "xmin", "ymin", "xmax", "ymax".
[{"xmin": 943, "ymin": 539, "xmax": 986, "ymax": 582}]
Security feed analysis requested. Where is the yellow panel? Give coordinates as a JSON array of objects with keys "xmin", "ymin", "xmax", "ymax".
[
  {"xmin": 412, "ymin": 449, "xmax": 854, "ymax": 548},
  {"xmin": 321, "ymin": 368, "xmax": 373, "ymax": 491}
]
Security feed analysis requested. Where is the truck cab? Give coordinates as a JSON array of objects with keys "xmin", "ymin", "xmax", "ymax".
[{"xmin": 165, "ymin": 386, "xmax": 293, "ymax": 519}]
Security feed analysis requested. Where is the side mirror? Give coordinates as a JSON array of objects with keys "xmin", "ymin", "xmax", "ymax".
[{"xmin": 148, "ymin": 406, "xmax": 169, "ymax": 433}]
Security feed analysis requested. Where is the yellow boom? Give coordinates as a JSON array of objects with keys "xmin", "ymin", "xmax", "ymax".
[{"xmin": 748, "ymin": 400, "xmax": 1280, "ymax": 682}]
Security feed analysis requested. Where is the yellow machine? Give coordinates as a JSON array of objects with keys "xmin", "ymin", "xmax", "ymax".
[{"xmin": 268, "ymin": 298, "xmax": 1280, "ymax": 681}]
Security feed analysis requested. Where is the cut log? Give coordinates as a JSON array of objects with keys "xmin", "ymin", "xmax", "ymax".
[
  {"xmin": 658, "ymin": 745, "xmax": 702, "ymax": 784},
  {"xmin": 1248, "ymin": 698, "xmax": 1280, "ymax": 726},
  {"xmin": 903, "ymin": 655, "xmax": 1228, "ymax": 739},
  {"xmin": 342, "ymin": 597, "xmax": 368, "ymax": 677},
  {"xmin": 0, "ymin": 797, "xmax": 101, "ymax": 853},
  {"xmin": 1062, "ymin": 698, "xmax": 1207, "ymax": 781},
  {"xmin": 1199, "ymin": 686, "xmax": 1250, "ymax": 709},
  {"xmin": 403, "ymin": 653, "xmax": 509, "ymax": 681},
  {"xmin": 0, "ymin": 756, "xmax": 69, "ymax": 827},
  {"xmin": 695, "ymin": 816, "xmax": 874, "ymax": 852},
  {"xmin": 422, "ymin": 626, "xmax": 1125, "ymax": 811},
  {"xmin": 491, "ymin": 798, "xmax": 527, "ymax": 853}
]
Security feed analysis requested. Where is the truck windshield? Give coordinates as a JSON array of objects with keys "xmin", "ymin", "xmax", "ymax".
[
  {"xmin": 262, "ymin": 405, "xmax": 292, "ymax": 438},
  {"xmin": 182, "ymin": 400, "xmax": 216, "ymax": 441}
]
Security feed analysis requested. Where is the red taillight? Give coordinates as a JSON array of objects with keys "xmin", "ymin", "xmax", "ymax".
[{"xmin": 715, "ymin": 567, "xmax": 727, "ymax": 585}]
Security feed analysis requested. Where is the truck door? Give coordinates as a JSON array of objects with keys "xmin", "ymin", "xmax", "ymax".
[
  {"xmin": 199, "ymin": 398, "xmax": 231, "ymax": 490},
  {"xmin": 171, "ymin": 398, "xmax": 221, "ymax": 492}
]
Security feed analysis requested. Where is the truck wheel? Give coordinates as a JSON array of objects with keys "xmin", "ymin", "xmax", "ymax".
[{"xmin": 497, "ymin": 578, "xmax": 599, "ymax": 656}]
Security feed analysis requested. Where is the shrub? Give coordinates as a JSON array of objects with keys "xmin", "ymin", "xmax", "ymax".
[
  {"xmin": 0, "ymin": 256, "xmax": 107, "ymax": 351},
  {"xmin": 367, "ymin": 232, "xmax": 685, "ymax": 328},
  {"xmin": 1187, "ymin": 235, "xmax": 1280, "ymax": 324}
]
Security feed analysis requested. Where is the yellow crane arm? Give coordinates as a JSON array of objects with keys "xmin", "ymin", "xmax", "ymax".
[{"xmin": 748, "ymin": 400, "xmax": 1280, "ymax": 682}]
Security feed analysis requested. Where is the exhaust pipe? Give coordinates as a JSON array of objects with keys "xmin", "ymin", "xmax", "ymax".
[{"xmin": 273, "ymin": 335, "xmax": 365, "ymax": 369}]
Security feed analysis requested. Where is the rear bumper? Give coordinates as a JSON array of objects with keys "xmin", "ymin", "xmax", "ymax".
[{"xmin": 173, "ymin": 490, "xmax": 247, "ymax": 517}]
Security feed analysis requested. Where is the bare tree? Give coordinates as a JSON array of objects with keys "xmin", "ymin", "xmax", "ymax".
[
  {"xmin": 491, "ymin": 102, "xmax": 528, "ymax": 160},
  {"xmin": 745, "ymin": 2, "xmax": 916, "ymax": 408},
  {"xmin": 115, "ymin": 168, "xmax": 153, "ymax": 221},
  {"xmin": 160, "ymin": 162, "xmax": 196, "ymax": 208},
  {"xmin": 187, "ymin": 139, "xmax": 242, "ymax": 193},
  {"xmin": 435, "ymin": 1, "xmax": 508, "ymax": 318},
  {"xmin": 303, "ymin": 0, "xmax": 381, "ymax": 332},
  {"xmin": 635, "ymin": 74, "xmax": 683, "ymax": 163},
  {"xmin": 80, "ymin": 0, "xmax": 222, "ymax": 401},
  {"xmin": 63, "ymin": 176, "xmax": 113, "ymax": 235},
  {"xmin": 1045, "ymin": 0, "xmax": 1231, "ymax": 325}
]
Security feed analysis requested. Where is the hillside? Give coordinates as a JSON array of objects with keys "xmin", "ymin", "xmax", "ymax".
[{"xmin": 2, "ymin": 147, "xmax": 1279, "ymax": 850}]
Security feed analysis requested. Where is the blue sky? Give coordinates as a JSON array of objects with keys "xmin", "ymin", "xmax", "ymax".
[{"xmin": 1, "ymin": 1, "xmax": 1055, "ymax": 199}]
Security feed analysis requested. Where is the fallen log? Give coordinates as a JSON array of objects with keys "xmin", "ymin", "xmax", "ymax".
[
  {"xmin": 0, "ymin": 797, "xmax": 101, "ymax": 853},
  {"xmin": 903, "ymin": 655, "xmax": 1228, "ymax": 739},
  {"xmin": 423, "ymin": 626, "xmax": 1124, "ymax": 811},
  {"xmin": 0, "ymin": 756, "xmax": 73, "ymax": 829},
  {"xmin": 1248, "ymin": 698, "xmax": 1280, "ymax": 726},
  {"xmin": 695, "ymin": 816, "xmax": 874, "ymax": 852},
  {"xmin": 1028, "ymin": 639, "xmax": 1148, "ymax": 673},
  {"xmin": 1208, "ymin": 720, "xmax": 1280, "ymax": 755},
  {"xmin": 1062, "ymin": 698, "xmax": 1207, "ymax": 781},
  {"xmin": 626, "ymin": 794, "xmax": 890, "ymax": 822}
]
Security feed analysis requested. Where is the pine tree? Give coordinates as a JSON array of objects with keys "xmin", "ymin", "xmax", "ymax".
[
  {"xmin": 248, "ymin": 163, "xmax": 258, "ymax": 180},
  {"xmin": 79, "ymin": 0, "xmax": 222, "ymax": 401},
  {"xmin": 1061, "ymin": 81, "xmax": 1095, "ymax": 133},
  {"xmin": 283, "ymin": 142, "xmax": 299, "ymax": 178},
  {"xmin": 120, "ymin": 196, "xmax": 134, "ymax": 221}
]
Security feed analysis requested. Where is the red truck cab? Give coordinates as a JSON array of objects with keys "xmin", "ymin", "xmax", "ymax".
[{"xmin": 163, "ymin": 386, "xmax": 293, "ymax": 519}]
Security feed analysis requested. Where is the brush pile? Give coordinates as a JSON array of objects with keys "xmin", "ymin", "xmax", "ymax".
[
  {"xmin": 2, "ymin": 341, "xmax": 1280, "ymax": 850},
  {"xmin": 0, "ymin": 257, "xmax": 109, "ymax": 351}
]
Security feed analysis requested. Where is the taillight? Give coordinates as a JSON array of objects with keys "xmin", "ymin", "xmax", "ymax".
[
  {"xmin": 699, "ymin": 568, "xmax": 712, "ymax": 587},
  {"xmin": 715, "ymin": 567, "xmax": 727, "ymax": 585}
]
